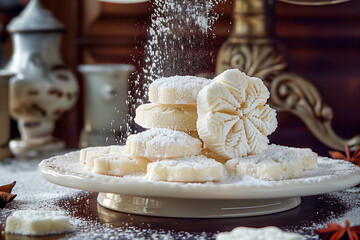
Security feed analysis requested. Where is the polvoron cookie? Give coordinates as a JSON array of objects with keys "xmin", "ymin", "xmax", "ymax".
[
  {"xmin": 149, "ymin": 76, "xmax": 211, "ymax": 104},
  {"xmin": 197, "ymin": 69, "xmax": 277, "ymax": 158}
]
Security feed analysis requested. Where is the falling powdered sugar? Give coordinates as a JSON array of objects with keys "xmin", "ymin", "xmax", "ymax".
[
  {"xmin": 127, "ymin": 0, "xmax": 224, "ymax": 135},
  {"xmin": 143, "ymin": 0, "xmax": 224, "ymax": 82}
]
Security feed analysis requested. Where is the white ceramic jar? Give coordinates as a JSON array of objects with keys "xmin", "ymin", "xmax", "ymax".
[{"xmin": 78, "ymin": 64, "xmax": 135, "ymax": 147}]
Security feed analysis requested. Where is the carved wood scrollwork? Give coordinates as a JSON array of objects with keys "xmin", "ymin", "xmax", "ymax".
[
  {"xmin": 271, "ymin": 73, "xmax": 360, "ymax": 150},
  {"xmin": 217, "ymin": 41, "xmax": 287, "ymax": 81},
  {"xmin": 217, "ymin": 40, "xmax": 360, "ymax": 150}
]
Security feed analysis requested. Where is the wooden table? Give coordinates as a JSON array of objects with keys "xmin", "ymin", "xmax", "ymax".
[{"xmin": 1, "ymin": 188, "xmax": 359, "ymax": 240}]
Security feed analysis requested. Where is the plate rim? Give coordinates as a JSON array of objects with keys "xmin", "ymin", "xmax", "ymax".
[{"xmin": 39, "ymin": 151, "xmax": 360, "ymax": 200}]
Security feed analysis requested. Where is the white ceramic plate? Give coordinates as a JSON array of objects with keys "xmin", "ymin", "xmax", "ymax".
[{"xmin": 39, "ymin": 151, "xmax": 360, "ymax": 200}]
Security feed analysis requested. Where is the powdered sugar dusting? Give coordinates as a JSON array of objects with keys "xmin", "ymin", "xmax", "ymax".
[
  {"xmin": 69, "ymin": 216, "xmax": 213, "ymax": 240},
  {"xmin": 282, "ymin": 186, "xmax": 360, "ymax": 239},
  {"xmin": 146, "ymin": 155, "xmax": 224, "ymax": 182},
  {"xmin": 128, "ymin": 128, "xmax": 201, "ymax": 147},
  {"xmin": 0, "ymin": 157, "xmax": 81, "ymax": 233},
  {"xmin": 327, "ymin": 189, "xmax": 360, "ymax": 224},
  {"xmin": 0, "ymin": 157, "xmax": 217, "ymax": 239},
  {"xmin": 38, "ymin": 152, "xmax": 360, "ymax": 239},
  {"xmin": 149, "ymin": 76, "xmax": 212, "ymax": 104},
  {"xmin": 150, "ymin": 155, "xmax": 221, "ymax": 167},
  {"xmin": 1, "ymin": 153, "xmax": 358, "ymax": 239},
  {"xmin": 0, "ymin": 159, "xmax": 80, "ymax": 210},
  {"xmin": 241, "ymin": 145, "xmax": 316, "ymax": 164},
  {"xmin": 225, "ymin": 145, "xmax": 318, "ymax": 181},
  {"xmin": 151, "ymin": 76, "xmax": 211, "ymax": 92}
]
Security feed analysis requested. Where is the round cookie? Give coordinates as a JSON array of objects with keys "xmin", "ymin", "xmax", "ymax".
[
  {"xmin": 135, "ymin": 103, "xmax": 197, "ymax": 131},
  {"xmin": 149, "ymin": 76, "xmax": 211, "ymax": 104}
]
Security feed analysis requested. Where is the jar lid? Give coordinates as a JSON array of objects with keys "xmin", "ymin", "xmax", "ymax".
[{"xmin": 7, "ymin": 0, "xmax": 64, "ymax": 33}]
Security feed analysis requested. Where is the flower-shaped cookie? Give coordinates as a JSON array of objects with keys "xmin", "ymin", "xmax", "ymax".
[{"xmin": 197, "ymin": 69, "xmax": 277, "ymax": 158}]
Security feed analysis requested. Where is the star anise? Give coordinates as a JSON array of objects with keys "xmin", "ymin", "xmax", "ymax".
[
  {"xmin": 315, "ymin": 219, "xmax": 360, "ymax": 240},
  {"xmin": 0, "ymin": 181, "xmax": 17, "ymax": 208},
  {"xmin": 329, "ymin": 144, "xmax": 360, "ymax": 166}
]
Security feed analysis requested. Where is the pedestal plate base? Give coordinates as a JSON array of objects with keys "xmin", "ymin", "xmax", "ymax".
[{"xmin": 97, "ymin": 192, "xmax": 301, "ymax": 218}]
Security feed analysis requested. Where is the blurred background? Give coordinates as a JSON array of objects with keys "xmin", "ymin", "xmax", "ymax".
[{"xmin": 0, "ymin": 0, "xmax": 359, "ymax": 156}]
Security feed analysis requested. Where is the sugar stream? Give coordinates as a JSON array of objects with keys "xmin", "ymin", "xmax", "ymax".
[{"xmin": 126, "ymin": 0, "xmax": 224, "ymax": 136}]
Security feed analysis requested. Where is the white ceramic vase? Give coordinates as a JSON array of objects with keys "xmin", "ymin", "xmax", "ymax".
[
  {"xmin": 6, "ymin": 0, "xmax": 79, "ymax": 157},
  {"xmin": 9, "ymin": 54, "xmax": 78, "ymax": 157},
  {"xmin": 79, "ymin": 64, "xmax": 135, "ymax": 147}
]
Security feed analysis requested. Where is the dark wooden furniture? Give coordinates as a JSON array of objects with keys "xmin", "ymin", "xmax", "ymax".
[{"xmin": 2, "ymin": 0, "xmax": 359, "ymax": 155}]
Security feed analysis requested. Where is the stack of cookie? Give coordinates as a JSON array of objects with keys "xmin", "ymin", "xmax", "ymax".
[
  {"xmin": 135, "ymin": 76, "xmax": 211, "ymax": 138},
  {"xmin": 80, "ymin": 145, "xmax": 151, "ymax": 176},
  {"xmin": 80, "ymin": 70, "xmax": 318, "ymax": 183},
  {"xmin": 80, "ymin": 127, "xmax": 225, "ymax": 182},
  {"xmin": 130, "ymin": 76, "xmax": 225, "ymax": 182},
  {"xmin": 80, "ymin": 76, "xmax": 226, "ymax": 183},
  {"xmin": 124, "ymin": 128, "xmax": 224, "ymax": 182}
]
